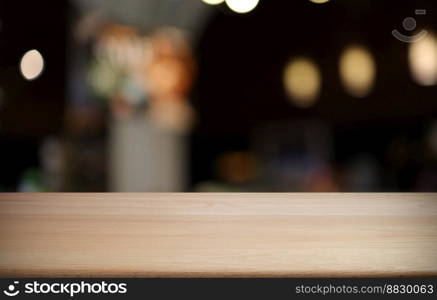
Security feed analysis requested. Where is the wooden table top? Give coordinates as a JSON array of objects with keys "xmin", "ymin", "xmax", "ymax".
[{"xmin": 1, "ymin": 193, "xmax": 436, "ymax": 277}]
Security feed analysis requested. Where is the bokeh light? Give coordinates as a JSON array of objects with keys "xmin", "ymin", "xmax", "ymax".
[
  {"xmin": 409, "ymin": 32, "xmax": 437, "ymax": 86},
  {"xmin": 217, "ymin": 151, "xmax": 259, "ymax": 184},
  {"xmin": 20, "ymin": 49, "xmax": 44, "ymax": 81},
  {"xmin": 339, "ymin": 45, "xmax": 376, "ymax": 98},
  {"xmin": 225, "ymin": 0, "xmax": 259, "ymax": 14},
  {"xmin": 309, "ymin": 0, "xmax": 330, "ymax": 4},
  {"xmin": 283, "ymin": 57, "xmax": 321, "ymax": 108},
  {"xmin": 202, "ymin": 0, "xmax": 225, "ymax": 5}
]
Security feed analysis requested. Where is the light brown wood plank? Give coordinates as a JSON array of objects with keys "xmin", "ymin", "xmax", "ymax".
[{"xmin": 0, "ymin": 193, "xmax": 437, "ymax": 277}]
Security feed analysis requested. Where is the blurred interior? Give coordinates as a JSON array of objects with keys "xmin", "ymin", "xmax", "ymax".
[{"xmin": 0, "ymin": 0, "xmax": 436, "ymax": 192}]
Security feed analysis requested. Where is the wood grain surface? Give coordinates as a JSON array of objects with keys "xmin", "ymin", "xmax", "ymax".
[{"xmin": 1, "ymin": 193, "xmax": 437, "ymax": 277}]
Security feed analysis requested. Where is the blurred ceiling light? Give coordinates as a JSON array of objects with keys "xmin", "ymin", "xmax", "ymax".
[
  {"xmin": 202, "ymin": 0, "xmax": 225, "ymax": 5},
  {"xmin": 339, "ymin": 45, "xmax": 376, "ymax": 98},
  {"xmin": 225, "ymin": 0, "xmax": 259, "ymax": 14},
  {"xmin": 20, "ymin": 49, "xmax": 44, "ymax": 81},
  {"xmin": 409, "ymin": 32, "xmax": 437, "ymax": 86},
  {"xmin": 283, "ymin": 57, "xmax": 321, "ymax": 108},
  {"xmin": 309, "ymin": 0, "xmax": 330, "ymax": 3}
]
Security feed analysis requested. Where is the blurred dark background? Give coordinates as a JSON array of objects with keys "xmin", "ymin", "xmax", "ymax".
[{"xmin": 0, "ymin": 0, "xmax": 436, "ymax": 192}]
